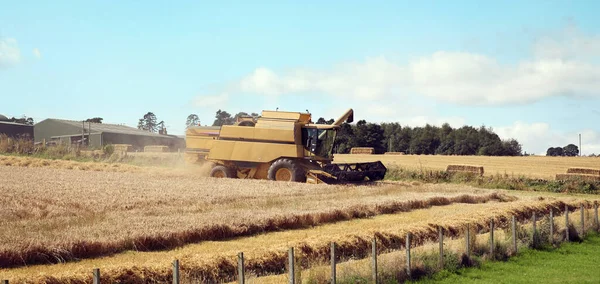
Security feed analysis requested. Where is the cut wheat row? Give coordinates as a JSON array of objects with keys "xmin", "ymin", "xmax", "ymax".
[{"xmin": 6, "ymin": 202, "xmax": 596, "ymax": 284}]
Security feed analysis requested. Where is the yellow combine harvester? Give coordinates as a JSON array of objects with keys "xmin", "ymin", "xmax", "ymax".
[{"xmin": 185, "ymin": 109, "xmax": 386, "ymax": 184}]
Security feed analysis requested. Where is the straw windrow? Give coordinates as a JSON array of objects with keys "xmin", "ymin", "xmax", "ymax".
[
  {"xmin": 0, "ymin": 193, "xmax": 510, "ymax": 268},
  {"xmin": 15, "ymin": 199, "xmax": 591, "ymax": 284}
]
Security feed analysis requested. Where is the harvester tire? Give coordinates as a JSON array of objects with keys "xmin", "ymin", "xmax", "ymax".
[
  {"xmin": 268, "ymin": 158, "xmax": 306, "ymax": 182},
  {"xmin": 210, "ymin": 165, "xmax": 236, "ymax": 178}
]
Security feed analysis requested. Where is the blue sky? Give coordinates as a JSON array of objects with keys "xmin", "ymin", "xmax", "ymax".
[{"xmin": 1, "ymin": 1, "xmax": 599, "ymax": 154}]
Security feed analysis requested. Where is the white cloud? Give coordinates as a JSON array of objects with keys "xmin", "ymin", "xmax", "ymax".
[
  {"xmin": 232, "ymin": 57, "xmax": 407, "ymax": 101},
  {"xmin": 0, "ymin": 38, "xmax": 21, "ymax": 67},
  {"xmin": 409, "ymin": 52, "xmax": 600, "ymax": 105},
  {"xmin": 494, "ymin": 121, "xmax": 600, "ymax": 155},
  {"xmin": 192, "ymin": 93, "xmax": 229, "ymax": 109},
  {"xmin": 238, "ymin": 67, "xmax": 308, "ymax": 96},
  {"xmin": 533, "ymin": 25, "xmax": 600, "ymax": 61},
  {"xmin": 32, "ymin": 48, "xmax": 41, "ymax": 59},
  {"xmin": 200, "ymin": 26, "xmax": 600, "ymax": 108}
]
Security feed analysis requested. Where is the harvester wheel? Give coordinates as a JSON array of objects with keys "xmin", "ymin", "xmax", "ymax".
[
  {"xmin": 268, "ymin": 159, "xmax": 306, "ymax": 182},
  {"xmin": 210, "ymin": 165, "xmax": 236, "ymax": 178}
]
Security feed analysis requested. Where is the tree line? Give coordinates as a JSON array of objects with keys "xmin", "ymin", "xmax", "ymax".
[
  {"xmin": 329, "ymin": 119, "xmax": 523, "ymax": 156},
  {"xmin": 6, "ymin": 116, "xmax": 34, "ymax": 125},
  {"xmin": 546, "ymin": 144, "xmax": 579, "ymax": 157}
]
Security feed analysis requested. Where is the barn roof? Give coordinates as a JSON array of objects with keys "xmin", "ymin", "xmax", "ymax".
[{"xmin": 39, "ymin": 119, "xmax": 173, "ymax": 138}]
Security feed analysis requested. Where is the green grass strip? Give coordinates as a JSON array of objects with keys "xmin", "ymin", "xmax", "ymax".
[{"xmin": 418, "ymin": 234, "xmax": 600, "ymax": 284}]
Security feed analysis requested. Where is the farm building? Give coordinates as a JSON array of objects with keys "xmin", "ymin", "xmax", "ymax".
[
  {"xmin": 0, "ymin": 114, "xmax": 34, "ymax": 139},
  {"xmin": 34, "ymin": 119, "xmax": 184, "ymax": 151}
]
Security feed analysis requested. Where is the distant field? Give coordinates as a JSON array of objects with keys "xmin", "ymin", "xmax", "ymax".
[{"xmin": 336, "ymin": 154, "xmax": 600, "ymax": 179}]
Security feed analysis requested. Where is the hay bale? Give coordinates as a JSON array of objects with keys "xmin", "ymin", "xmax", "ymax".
[
  {"xmin": 384, "ymin": 152, "xmax": 405, "ymax": 155},
  {"xmin": 113, "ymin": 144, "xmax": 133, "ymax": 152},
  {"xmin": 350, "ymin": 147, "xmax": 374, "ymax": 154},
  {"xmin": 144, "ymin": 145, "xmax": 170, "ymax": 153},
  {"xmin": 566, "ymin": 168, "xmax": 600, "ymax": 176},
  {"xmin": 446, "ymin": 164, "xmax": 484, "ymax": 176},
  {"xmin": 556, "ymin": 173, "xmax": 600, "ymax": 182}
]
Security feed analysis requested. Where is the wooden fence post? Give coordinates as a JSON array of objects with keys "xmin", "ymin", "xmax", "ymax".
[
  {"xmin": 565, "ymin": 204, "xmax": 570, "ymax": 242},
  {"xmin": 580, "ymin": 203, "xmax": 585, "ymax": 237},
  {"xmin": 372, "ymin": 238, "xmax": 378, "ymax": 284},
  {"xmin": 532, "ymin": 211, "xmax": 537, "ymax": 246},
  {"xmin": 288, "ymin": 247, "xmax": 295, "ymax": 284},
  {"xmin": 490, "ymin": 219, "xmax": 495, "ymax": 258},
  {"xmin": 173, "ymin": 259, "xmax": 180, "ymax": 284},
  {"xmin": 438, "ymin": 226, "xmax": 444, "ymax": 269},
  {"xmin": 549, "ymin": 210, "xmax": 554, "ymax": 245},
  {"xmin": 93, "ymin": 268, "xmax": 100, "ymax": 284},
  {"xmin": 595, "ymin": 202, "xmax": 599, "ymax": 232},
  {"xmin": 406, "ymin": 233, "xmax": 412, "ymax": 279},
  {"xmin": 238, "ymin": 252, "xmax": 245, "ymax": 284},
  {"xmin": 511, "ymin": 216, "xmax": 517, "ymax": 253},
  {"xmin": 331, "ymin": 242, "xmax": 336, "ymax": 284},
  {"xmin": 466, "ymin": 224, "xmax": 470, "ymax": 258}
]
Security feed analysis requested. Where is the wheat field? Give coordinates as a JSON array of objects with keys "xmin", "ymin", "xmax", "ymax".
[
  {"xmin": 1, "ymin": 155, "xmax": 598, "ymax": 283},
  {"xmin": 336, "ymin": 154, "xmax": 600, "ymax": 179},
  {"xmin": 0, "ymin": 163, "xmax": 511, "ymax": 269}
]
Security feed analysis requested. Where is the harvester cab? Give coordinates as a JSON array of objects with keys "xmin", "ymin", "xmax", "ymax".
[{"xmin": 185, "ymin": 108, "xmax": 386, "ymax": 184}]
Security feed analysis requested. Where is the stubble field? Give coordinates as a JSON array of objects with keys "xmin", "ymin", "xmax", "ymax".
[{"xmin": 336, "ymin": 154, "xmax": 600, "ymax": 179}]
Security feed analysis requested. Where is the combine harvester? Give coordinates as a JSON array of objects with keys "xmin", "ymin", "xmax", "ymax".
[{"xmin": 185, "ymin": 109, "xmax": 386, "ymax": 184}]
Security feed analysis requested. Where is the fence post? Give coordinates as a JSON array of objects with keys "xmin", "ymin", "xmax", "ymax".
[
  {"xmin": 288, "ymin": 247, "xmax": 295, "ymax": 284},
  {"xmin": 490, "ymin": 219, "xmax": 495, "ymax": 258},
  {"xmin": 532, "ymin": 211, "xmax": 537, "ymax": 246},
  {"xmin": 581, "ymin": 203, "xmax": 585, "ymax": 237},
  {"xmin": 93, "ymin": 268, "xmax": 100, "ymax": 284},
  {"xmin": 549, "ymin": 209, "xmax": 554, "ymax": 245},
  {"xmin": 331, "ymin": 242, "xmax": 336, "ymax": 284},
  {"xmin": 438, "ymin": 226, "xmax": 444, "ymax": 269},
  {"xmin": 466, "ymin": 224, "xmax": 470, "ymax": 258},
  {"xmin": 372, "ymin": 238, "xmax": 378, "ymax": 284},
  {"xmin": 595, "ymin": 202, "xmax": 599, "ymax": 232},
  {"xmin": 238, "ymin": 252, "xmax": 245, "ymax": 284},
  {"xmin": 406, "ymin": 232, "xmax": 412, "ymax": 279},
  {"xmin": 565, "ymin": 204, "xmax": 570, "ymax": 242},
  {"xmin": 173, "ymin": 259, "xmax": 180, "ymax": 284},
  {"xmin": 511, "ymin": 216, "xmax": 517, "ymax": 253}
]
